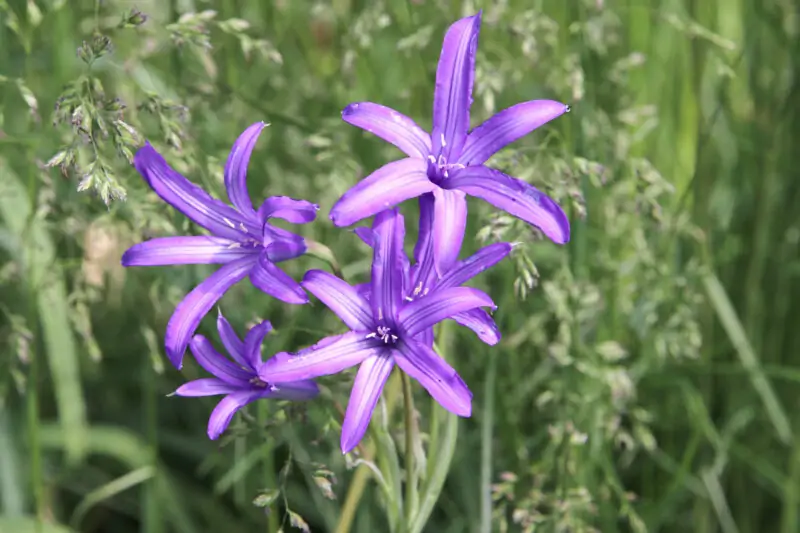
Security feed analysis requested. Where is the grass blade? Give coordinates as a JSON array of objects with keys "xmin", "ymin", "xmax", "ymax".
[
  {"xmin": 703, "ymin": 273, "xmax": 792, "ymax": 444},
  {"xmin": 0, "ymin": 159, "xmax": 87, "ymax": 463}
]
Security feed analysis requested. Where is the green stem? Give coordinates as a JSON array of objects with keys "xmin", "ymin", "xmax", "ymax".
[
  {"xmin": 334, "ymin": 443, "xmax": 376, "ymax": 533},
  {"xmin": 479, "ymin": 354, "xmax": 496, "ymax": 533},
  {"xmin": 402, "ymin": 373, "xmax": 418, "ymax": 530},
  {"xmin": 335, "ymin": 372, "xmax": 403, "ymax": 533},
  {"xmin": 259, "ymin": 402, "xmax": 279, "ymax": 533}
]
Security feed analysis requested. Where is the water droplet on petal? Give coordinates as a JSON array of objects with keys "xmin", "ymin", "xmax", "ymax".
[{"xmin": 565, "ymin": 104, "xmax": 572, "ymax": 113}]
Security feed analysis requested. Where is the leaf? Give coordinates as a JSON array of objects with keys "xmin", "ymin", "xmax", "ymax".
[
  {"xmin": 0, "ymin": 517, "xmax": 74, "ymax": 533},
  {"xmin": 0, "ymin": 159, "xmax": 87, "ymax": 463},
  {"xmin": 703, "ymin": 273, "xmax": 792, "ymax": 444},
  {"xmin": 70, "ymin": 467, "xmax": 155, "ymax": 529}
]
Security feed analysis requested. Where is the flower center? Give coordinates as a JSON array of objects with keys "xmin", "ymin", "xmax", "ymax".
[
  {"xmin": 249, "ymin": 376, "xmax": 268, "ymax": 388},
  {"xmin": 366, "ymin": 325, "xmax": 398, "ymax": 344},
  {"xmin": 427, "ymin": 153, "xmax": 465, "ymax": 183}
]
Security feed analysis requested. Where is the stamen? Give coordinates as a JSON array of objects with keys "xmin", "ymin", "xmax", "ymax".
[
  {"xmin": 366, "ymin": 325, "xmax": 398, "ymax": 344},
  {"xmin": 440, "ymin": 133, "xmax": 447, "ymax": 147},
  {"xmin": 223, "ymin": 217, "xmax": 236, "ymax": 228},
  {"xmin": 249, "ymin": 376, "xmax": 268, "ymax": 388}
]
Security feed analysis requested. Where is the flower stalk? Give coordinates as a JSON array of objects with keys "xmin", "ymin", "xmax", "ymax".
[{"xmin": 402, "ymin": 371, "xmax": 419, "ymax": 530}]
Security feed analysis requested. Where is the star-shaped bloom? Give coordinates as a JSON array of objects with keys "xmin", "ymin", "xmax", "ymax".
[
  {"xmin": 174, "ymin": 312, "xmax": 319, "ymax": 440},
  {"xmin": 355, "ymin": 194, "xmax": 511, "ymax": 347},
  {"xmin": 331, "ymin": 11, "xmax": 570, "ymax": 274},
  {"xmin": 122, "ymin": 123, "xmax": 318, "ymax": 368},
  {"xmin": 259, "ymin": 208, "xmax": 495, "ymax": 453}
]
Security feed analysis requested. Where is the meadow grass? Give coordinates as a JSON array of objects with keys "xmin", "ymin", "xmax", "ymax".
[{"xmin": 0, "ymin": 0, "xmax": 797, "ymax": 532}]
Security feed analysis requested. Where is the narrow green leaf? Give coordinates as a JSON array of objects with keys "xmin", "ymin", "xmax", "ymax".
[
  {"xmin": 703, "ymin": 273, "xmax": 792, "ymax": 444},
  {"xmin": 0, "ymin": 159, "xmax": 87, "ymax": 462}
]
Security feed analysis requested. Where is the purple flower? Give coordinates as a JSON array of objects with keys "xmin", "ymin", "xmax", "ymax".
[
  {"xmin": 355, "ymin": 195, "xmax": 511, "ymax": 347},
  {"xmin": 259, "ymin": 208, "xmax": 495, "ymax": 453},
  {"xmin": 122, "ymin": 123, "xmax": 318, "ymax": 368},
  {"xmin": 174, "ymin": 312, "xmax": 320, "ymax": 440},
  {"xmin": 332, "ymin": 11, "xmax": 570, "ymax": 274}
]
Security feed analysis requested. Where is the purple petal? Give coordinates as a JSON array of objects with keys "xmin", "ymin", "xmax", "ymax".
[
  {"xmin": 258, "ymin": 196, "xmax": 319, "ymax": 224},
  {"xmin": 133, "ymin": 143, "xmax": 258, "ymax": 240},
  {"xmin": 121, "ymin": 236, "xmax": 254, "ymax": 266},
  {"xmin": 302, "ymin": 270, "xmax": 373, "ymax": 330},
  {"xmin": 430, "ymin": 12, "xmax": 482, "ymax": 160},
  {"xmin": 432, "ymin": 188, "xmax": 467, "ymax": 275},
  {"xmin": 249, "ymin": 253, "xmax": 308, "ymax": 305},
  {"xmin": 224, "ymin": 122, "xmax": 266, "ymax": 215},
  {"xmin": 265, "ymin": 238, "xmax": 307, "ymax": 263},
  {"xmin": 355, "ymin": 283, "xmax": 372, "ymax": 300},
  {"xmin": 370, "ymin": 209, "xmax": 406, "ymax": 325},
  {"xmin": 216, "ymin": 312, "xmax": 249, "ymax": 368},
  {"xmin": 437, "ymin": 242, "xmax": 512, "ymax": 289},
  {"xmin": 259, "ymin": 331, "xmax": 384, "ymax": 383},
  {"xmin": 458, "ymin": 100, "xmax": 569, "ymax": 166},
  {"xmin": 189, "ymin": 335, "xmax": 253, "ymax": 384},
  {"xmin": 452, "ymin": 309, "xmax": 500, "ymax": 345},
  {"xmin": 268, "ymin": 380, "xmax": 320, "ymax": 401},
  {"xmin": 411, "ymin": 194, "xmax": 438, "ymax": 292},
  {"xmin": 244, "ymin": 320, "xmax": 273, "ymax": 368},
  {"xmin": 165, "ymin": 256, "xmax": 256, "ymax": 368},
  {"xmin": 329, "ymin": 158, "xmax": 435, "ymax": 227},
  {"xmin": 446, "ymin": 165, "xmax": 570, "ymax": 244},
  {"xmin": 353, "ymin": 227, "xmax": 376, "ymax": 248},
  {"xmin": 393, "ymin": 339, "xmax": 472, "ymax": 416},
  {"xmin": 416, "ymin": 327, "xmax": 435, "ymax": 348},
  {"xmin": 342, "ymin": 102, "xmax": 432, "ymax": 159},
  {"xmin": 399, "ymin": 287, "xmax": 494, "ymax": 337},
  {"xmin": 341, "ymin": 355, "xmax": 394, "ymax": 453},
  {"xmin": 207, "ymin": 390, "xmax": 263, "ymax": 440},
  {"xmin": 174, "ymin": 378, "xmax": 239, "ymax": 397}
]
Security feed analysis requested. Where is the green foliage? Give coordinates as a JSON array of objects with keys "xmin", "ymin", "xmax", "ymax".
[{"xmin": 0, "ymin": 0, "xmax": 797, "ymax": 532}]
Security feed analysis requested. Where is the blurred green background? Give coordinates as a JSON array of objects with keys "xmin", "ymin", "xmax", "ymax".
[{"xmin": 1, "ymin": 0, "xmax": 798, "ymax": 532}]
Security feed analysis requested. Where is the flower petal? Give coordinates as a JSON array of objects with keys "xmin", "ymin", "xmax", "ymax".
[
  {"xmin": 452, "ymin": 309, "xmax": 500, "ymax": 345},
  {"xmin": 341, "ymin": 355, "xmax": 394, "ymax": 453},
  {"xmin": 249, "ymin": 253, "xmax": 309, "ymax": 304},
  {"xmin": 259, "ymin": 331, "xmax": 384, "ymax": 383},
  {"xmin": 355, "ymin": 283, "xmax": 372, "ymax": 300},
  {"xmin": 216, "ymin": 312, "xmax": 248, "ymax": 368},
  {"xmin": 458, "ymin": 100, "xmax": 569, "ymax": 166},
  {"xmin": 244, "ymin": 320, "xmax": 273, "ymax": 368},
  {"xmin": 370, "ymin": 209, "xmax": 406, "ymax": 325},
  {"xmin": 399, "ymin": 287, "xmax": 494, "ymax": 337},
  {"xmin": 411, "ymin": 194, "xmax": 438, "ymax": 292},
  {"xmin": 134, "ymin": 143, "xmax": 257, "ymax": 240},
  {"xmin": 329, "ymin": 158, "xmax": 435, "ymax": 227},
  {"xmin": 174, "ymin": 378, "xmax": 239, "ymax": 397},
  {"xmin": 393, "ymin": 339, "xmax": 472, "ymax": 416},
  {"xmin": 302, "ymin": 270, "xmax": 373, "ymax": 330},
  {"xmin": 353, "ymin": 227, "xmax": 377, "ymax": 248},
  {"xmin": 224, "ymin": 122, "xmax": 266, "ymax": 215},
  {"xmin": 165, "ymin": 256, "xmax": 256, "ymax": 368},
  {"xmin": 258, "ymin": 196, "xmax": 319, "ymax": 224},
  {"xmin": 207, "ymin": 390, "xmax": 263, "ymax": 440},
  {"xmin": 268, "ymin": 380, "xmax": 321, "ymax": 401},
  {"xmin": 121, "ymin": 236, "xmax": 254, "ymax": 266},
  {"xmin": 189, "ymin": 335, "xmax": 253, "ymax": 384},
  {"xmin": 265, "ymin": 238, "xmax": 307, "ymax": 263},
  {"xmin": 342, "ymin": 102, "xmax": 432, "ymax": 159},
  {"xmin": 432, "ymin": 187, "xmax": 467, "ymax": 275},
  {"xmin": 446, "ymin": 165, "xmax": 570, "ymax": 244},
  {"xmin": 437, "ymin": 242, "xmax": 512, "ymax": 289},
  {"xmin": 430, "ymin": 12, "xmax": 482, "ymax": 160}
]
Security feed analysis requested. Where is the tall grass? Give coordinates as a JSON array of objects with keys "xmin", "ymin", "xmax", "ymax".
[{"xmin": 0, "ymin": 0, "xmax": 797, "ymax": 532}]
